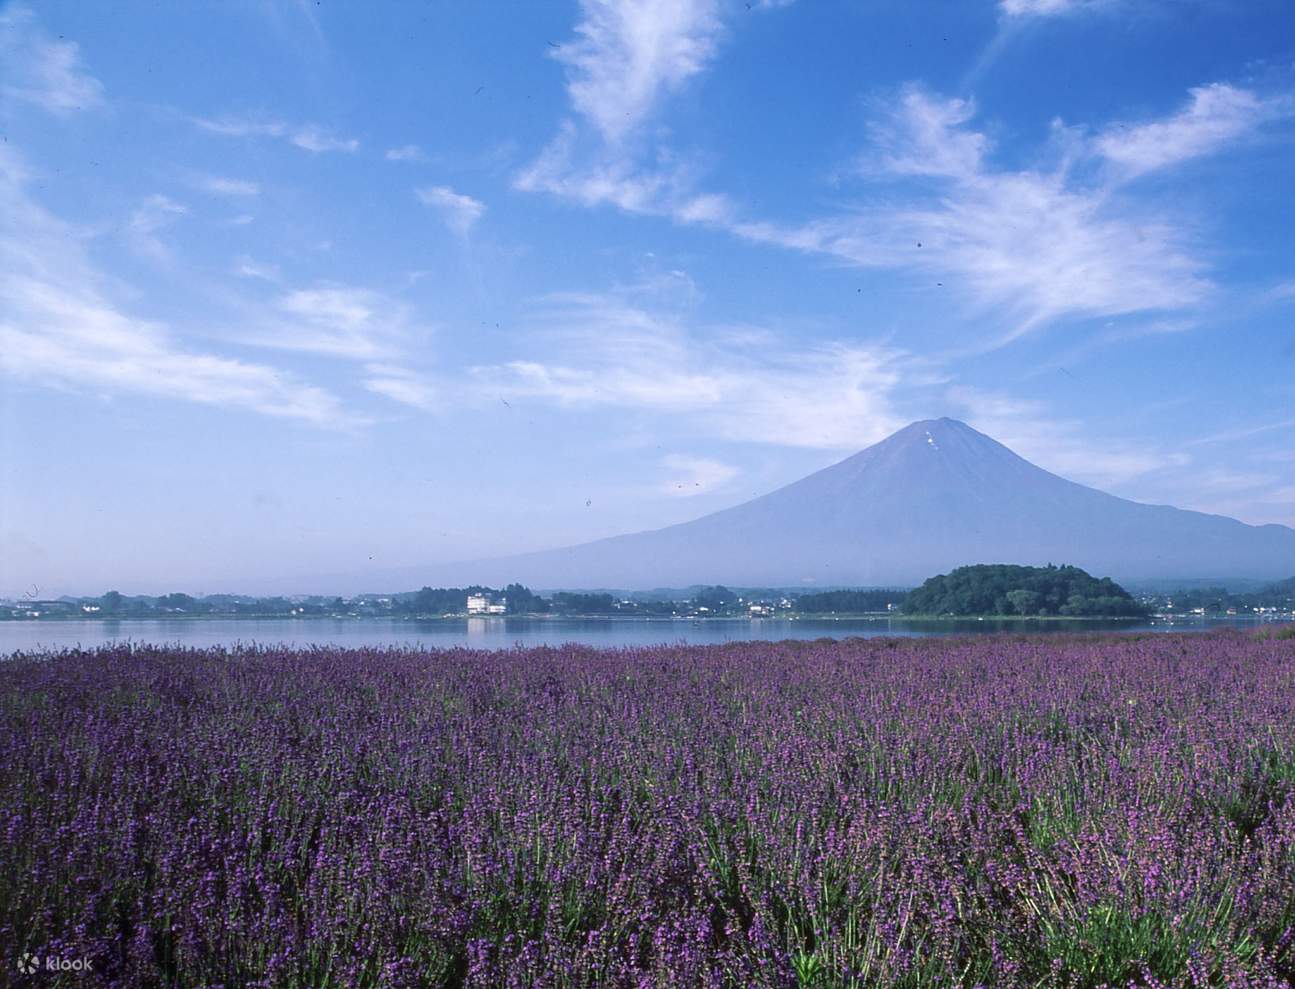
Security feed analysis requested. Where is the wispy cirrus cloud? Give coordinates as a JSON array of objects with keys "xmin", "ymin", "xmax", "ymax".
[
  {"xmin": 385, "ymin": 144, "xmax": 424, "ymax": 162},
  {"xmin": 362, "ymin": 364, "xmax": 437, "ymax": 411},
  {"xmin": 519, "ymin": 3, "xmax": 1250, "ymax": 337},
  {"xmin": 1185, "ymin": 417, "xmax": 1295, "ymax": 447},
  {"xmin": 290, "ymin": 125, "xmax": 359, "ymax": 153},
  {"xmin": 0, "ymin": 5, "xmax": 104, "ymax": 114},
  {"xmin": 998, "ymin": 0, "xmax": 1113, "ymax": 17},
  {"xmin": 554, "ymin": 0, "xmax": 723, "ymax": 144},
  {"xmin": 274, "ymin": 295, "xmax": 439, "ymax": 413},
  {"xmin": 234, "ymin": 255, "xmax": 280, "ymax": 281},
  {"xmin": 126, "ymin": 194, "xmax": 189, "ymax": 263},
  {"xmin": 969, "ymin": 0, "xmax": 1117, "ymax": 90},
  {"xmin": 1263, "ymin": 280, "xmax": 1295, "ymax": 304},
  {"xmin": 517, "ymin": 118, "xmax": 732, "ymax": 223},
  {"xmin": 0, "ymin": 147, "xmax": 345, "ymax": 426},
  {"xmin": 472, "ymin": 288, "xmax": 920, "ymax": 450},
  {"xmin": 1095, "ymin": 83, "xmax": 1280, "ymax": 178},
  {"xmin": 196, "ymin": 175, "xmax": 261, "ymax": 197},
  {"xmin": 730, "ymin": 86, "xmax": 1213, "ymax": 335},
  {"xmin": 4, "ymin": 146, "xmax": 434, "ymax": 425},
  {"xmin": 264, "ymin": 286, "xmax": 421, "ymax": 361},
  {"xmin": 416, "ymin": 186, "xmax": 485, "ymax": 236},
  {"xmin": 195, "ymin": 115, "xmax": 359, "ymax": 153},
  {"xmin": 517, "ymin": 0, "xmax": 753, "ymax": 219}
]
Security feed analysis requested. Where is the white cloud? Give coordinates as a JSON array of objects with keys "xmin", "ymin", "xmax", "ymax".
[
  {"xmin": 1095, "ymin": 84, "xmax": 1273, "ymax": 178},
  {"xmin": 516, "ymin": 119, "xmax": 733, "ymax": 222},
  {"xmin": 416, "ymin": 185, "xmax": 485, "ymax": 236},
  {"xmin": 0, "ymin": 147, "xmax": 345, "ymax": 426},
  {"xmin": 1186, "ymin": 418, "xmax": 1295, "ymax": 447},
  {"xmin": 998, "ymin": 0, "xmax": 1110, "ymax": 17},
  {"xmin": 522, "ymin": 7, "xmax": 1220, "ymax": 336},
  {"xmin": 197, "ymin": 175, "xmax": 261, "ymax": 197},
  {"xmin": 291, "ymin": 125, "xmax": 360, "ymax": 154},
  {"xmin": 234, "ymin": 255, "xmax": 280, "ymax": 281},
  {"xmin": 0, "ymin": 294, "xmax": 343, "ymax": 424},
  {"xmin": 555, "ymin": 0, "xmax": 723, "ymax": 143},
  {"xmin": 735, "ymin": 86, "xmax": 1212, "ymax": 334},
  {"xmin": 126, "ymin": 194, "xmax": 189, "ymax": 262},
  {"xmin": 263, "ymin": 285, "xmax": 421, "ymax": 361},
  {"xmin": 873, "ymin": 90, "xmax": 992, "ymax": 179},
  {"xmin": 195, "ymin": 116, "xmax": 359, "ymax": 153},
  {"xmin": 516, "ymin": 0, "xmax": 750, "ymax": 220},
  {"xmin": 661, "ymin": 454, "xmax": 737, "ymax": 496},
  {"xmin": 473, "ymin": 291, "xmax": 917, "ymax": 450},
  {"xmin": 385, "ymin": 144, "xmax": 424, "ymax": 162},
  {"xmin": 362, "ymin": 363, "xmax": 436, "ymax": 411},
  {"xmin": 0, "ymin": 5, "xmax": 104, "ymax": 114}
]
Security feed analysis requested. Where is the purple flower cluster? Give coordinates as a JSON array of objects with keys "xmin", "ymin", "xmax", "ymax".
[{"xmin": 2, "ymin": 633, "xmax": 1294, "ymax": 987}]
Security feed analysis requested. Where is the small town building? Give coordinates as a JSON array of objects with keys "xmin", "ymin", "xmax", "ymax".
[{"xmin": 466, "ymin": 594, "xmax": 508, "ymax": 615}]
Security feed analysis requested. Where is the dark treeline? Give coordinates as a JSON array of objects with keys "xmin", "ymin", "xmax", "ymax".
[
  {"xmin": 795, "ymin": 589, "xmax": 907, "ymax": 613},
  {"xmin": 3, "ymin": 585, "xmax": 669, "ymax": 619},
  {"xmin": 13, "ymin": 570, "xmax": 1292, "ymax": 621},
  {"xmin": 9, "ymin": 591, "xmax": 341, "ymax": 619},
  {"xmin": 407, "ymin": 585, "xmax": 510, "ymax": 615},
  {"xmin": 902, "ymin": 564, "xmax": 1147, "ymax": 617}
]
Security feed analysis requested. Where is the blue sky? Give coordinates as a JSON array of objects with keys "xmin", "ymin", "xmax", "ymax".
[{"xmin": 2, "ymin": 0, "xmax": 1293, "ymax": 596}]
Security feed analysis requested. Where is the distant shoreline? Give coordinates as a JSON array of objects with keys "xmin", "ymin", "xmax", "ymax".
[{"xmin": 0, "ymin": 612, "xmax": 1271, "ymax": 624}]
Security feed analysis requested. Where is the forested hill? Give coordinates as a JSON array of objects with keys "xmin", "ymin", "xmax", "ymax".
[{"xmin": 901, "ymin": 564, "xmax": 1147, "ymax": 617}]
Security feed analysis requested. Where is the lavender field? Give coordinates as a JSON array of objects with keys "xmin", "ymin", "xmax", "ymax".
[{"xmin": 3, "ymin": 633, "xmax": 1295, "ymax": 988}]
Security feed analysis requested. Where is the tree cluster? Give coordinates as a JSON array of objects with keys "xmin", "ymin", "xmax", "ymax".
[
  {"xmin": 901, "ymin": 564, "xmax": 1147, "ymax": 617},
  {"xmin": 795, "ymin": 589, "xmax": 907, "ymax": 613}
]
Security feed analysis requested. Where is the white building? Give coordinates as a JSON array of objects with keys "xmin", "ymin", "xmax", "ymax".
[{"xmin": 467, "ymin": 593, "xmax": 508, "ymax": 615}]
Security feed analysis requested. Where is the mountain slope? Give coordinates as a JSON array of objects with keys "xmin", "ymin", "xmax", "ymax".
[{"xmin": 428, "ymin": 418, "xmax": 1295, "ymax": 588}]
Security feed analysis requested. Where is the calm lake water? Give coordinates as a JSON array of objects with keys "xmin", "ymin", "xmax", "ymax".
[{"xmin": 0, "ymin": 615, "xmax": 1272, "ymax": 654}]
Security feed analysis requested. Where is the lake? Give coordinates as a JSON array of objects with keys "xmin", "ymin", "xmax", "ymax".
[{"xmin": 0, "ymin": 615, "xmax": 1271, "ymax": 654}]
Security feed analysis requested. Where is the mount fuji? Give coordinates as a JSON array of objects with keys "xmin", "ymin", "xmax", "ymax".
[{"xmin": 429, "ymin": 418, "xmax": 1295, "ymax": 589}]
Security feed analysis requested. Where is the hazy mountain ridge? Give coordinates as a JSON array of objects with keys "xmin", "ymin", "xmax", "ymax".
[{"xmin": 413, "ymin": 418, "xmax": 1295, "ymax": 589}]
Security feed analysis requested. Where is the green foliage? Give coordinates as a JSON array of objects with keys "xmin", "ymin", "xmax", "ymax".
[
  {"xmin": 902, "ymin": 564, "xmax": 1147, "ymax": 618},
  {"xmin": 1005, "ymin": 588, "xmax": 1042, "ymax": 615},
  {"xmin": 794, "ymin": 589, "xmax": 906, "ymax": 613},
  {"xmin": 503, "ymin": 583, "xmax": 548, "ymax": 615},
  {"xmin": 791, "ymin": 949, "xmax": 824, "ymax": 987},
  {"xmin": 403, "ymin": 585, "xmax": 551, "ymax": 615},
  {"xmin": 549, "ymin": 592, "xmax": 617, "ymax": 614},
  {"xmin": 406, "ymin": 586, "xmax": 485, "ymax": 615},
  {"xmin": 693, "ymin": 585, "xmax": 737, "ymax": 610},
  {"xmin": 156, "ymin": 592, "xmax": 208, "ymax": 613}
]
